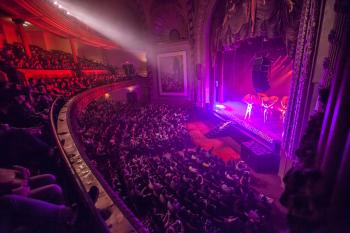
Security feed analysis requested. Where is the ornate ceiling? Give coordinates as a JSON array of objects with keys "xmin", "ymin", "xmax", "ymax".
[
  {"xmin": 0, "ymin": 0, "xmax": 117, "ymax": 48},
  {"xmin": 0, "ymin": 0, "xmax": 197, "ymax": 48}
]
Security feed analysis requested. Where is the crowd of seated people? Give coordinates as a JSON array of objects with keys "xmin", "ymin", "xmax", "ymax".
[
  {"xmin": 78, "ymin": 101, "xmax": 275, "ymax": 233},
  {"xmin": 0, "ymin": 70, "xmax": 126, "ymax": 232},
  {"xmin": 0, "ymin": 76, "xmax": 75, "ymax": 232},
  {"xmin": 0, "ymin": 73, "xmax": 123, "ymax": 127},
  {"xmin": 0, "ymin": 43, "xmax": 114, "ymax": 70}
]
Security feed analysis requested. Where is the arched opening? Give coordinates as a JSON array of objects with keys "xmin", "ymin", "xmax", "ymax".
[{"xmin": 208, "ymin": 0, "xmax": 303, "ymax": 144}]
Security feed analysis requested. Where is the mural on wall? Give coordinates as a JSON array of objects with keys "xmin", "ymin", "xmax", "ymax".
[{"xmin": 157, "ymin": 51, "xmax": 187, "ymax": 96}]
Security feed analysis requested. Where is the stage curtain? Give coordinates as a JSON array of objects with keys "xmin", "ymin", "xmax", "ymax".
[{"xmin": 317, "ymin": 1, "xmax": 350, "ymax": 226}]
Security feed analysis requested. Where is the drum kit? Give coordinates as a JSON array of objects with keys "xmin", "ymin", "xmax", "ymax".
[{"xmin": 242, "ymin": 94, "xmax": 288, "ymax": 123}]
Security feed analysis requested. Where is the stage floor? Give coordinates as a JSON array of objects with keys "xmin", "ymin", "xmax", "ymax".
[{"xmin": 214, "ymin": 101, "xmax": 284, "ymax": 142}]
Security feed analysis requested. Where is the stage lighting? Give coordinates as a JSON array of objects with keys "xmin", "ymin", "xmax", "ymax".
[
  {"xmin": 66, "ymin": 11, "xmax": 71, "ymax": 15},
  {"xmin": 54, "ymin": 1, "xmax": 58, "ymax": 5},
  {"xmin": 215, "ymin": 104, "xmax": 226, "ymax": 109},
  {"xmin": 23, "ymin": 21, "xmax": 31, "ymax": 27},
  {"xmin": 127, "ymin": 86, "xmax": 136, "ymax": 92},
  {"xmin": 58, "ymin": 4, "xmax": 62, "ymax": 8}
]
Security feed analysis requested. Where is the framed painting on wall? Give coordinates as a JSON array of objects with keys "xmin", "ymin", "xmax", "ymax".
[{"xmin": 157, "ymin": 51, "xmax": 187, "ymax": 96}]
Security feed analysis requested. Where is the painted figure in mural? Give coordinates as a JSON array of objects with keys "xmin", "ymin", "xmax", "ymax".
[
  {"xmin": 279, "ymin": 96, "xmax": 289, "ymax": 122},
  {"xmin": 173, "ymin": 56, "xmax": 182, "ymax": 81},
  {"xmin": 159, "ymin": 54, "xmax": 184, "ymax": 93}
]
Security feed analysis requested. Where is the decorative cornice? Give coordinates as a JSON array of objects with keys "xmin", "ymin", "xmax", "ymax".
[{"xmin": 283, "ymin": 0, "xmax": 322, "ymax": 158}]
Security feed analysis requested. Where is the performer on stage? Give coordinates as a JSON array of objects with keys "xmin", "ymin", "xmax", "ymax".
[
  {"xmin": 243, "ymin": 94, "xmax": 256, "ymax": 120},
  {"xmin": 279, "ymin": 96, "xmax": 288, "ymax": 122},
  {"xmin": 262, "ymin": 96, "xmax": 279, "ymax": 123}
]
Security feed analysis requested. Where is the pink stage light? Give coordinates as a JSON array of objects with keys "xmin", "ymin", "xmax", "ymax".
[{"xmin": 127, "ymin": 86, "xmax": 136, "ymax": 92}]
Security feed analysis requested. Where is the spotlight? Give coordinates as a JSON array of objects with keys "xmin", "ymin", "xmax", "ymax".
[
  {"xmin": 58, "ymin": 4, "xmax": 62, "ymax": 8},
  {"xmin": 215, "ymin": 104, "xmax": 226, "ymax": 109},
  {"xmin": 127, "ymin": 86, "xmax": 136, "ymax": 92},
  {"xmin": 66, "ymin": 11, "xmax": 71, "ymax": 15},
  {"xmin": 54, "ymin": 1, "xmax": 58, "ymax": 5},
  {"xmin": 23, "ymin": 21, "xmax": 31, "ymax": 27}
]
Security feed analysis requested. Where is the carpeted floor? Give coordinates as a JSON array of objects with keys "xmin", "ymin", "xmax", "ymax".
[{"xmin": 186, "ymin": 120, "xmax": 240, "ymax": 161}]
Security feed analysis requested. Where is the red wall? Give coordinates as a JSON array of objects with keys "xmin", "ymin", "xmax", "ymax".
[
  {"xmin": 78, "ymin": 43, "xmax": 104, "ymax": 63},
  {"xmin": 27, "ymin": 30, "xmax": 47, "ymax": 49},
  {"xmin": 43, "ymin": 32, "xmax": 71, "ymax": 53}
]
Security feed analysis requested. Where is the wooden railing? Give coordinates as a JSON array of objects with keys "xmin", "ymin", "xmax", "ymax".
[
  {"xmin": 50, "ymin": 79, "xmax": 150, "ymax": 233},
  {"xmin": 50, "ymin": 97, "xmax": 110, "ymax": 233}
]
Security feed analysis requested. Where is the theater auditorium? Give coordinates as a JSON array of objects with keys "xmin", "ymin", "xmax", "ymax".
[{"xmin": 0, "ymin": 0, "xmax": 349, "ymax": 233}]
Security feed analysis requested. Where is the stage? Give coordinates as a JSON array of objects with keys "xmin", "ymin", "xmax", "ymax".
[{"xmin": 214, "ymin": 101, "xmax": 284, "ymax": 143}]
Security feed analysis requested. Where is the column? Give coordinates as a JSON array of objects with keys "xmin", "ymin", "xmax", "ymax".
[
  {"xmin": 69, "ymin": 38, "xmax": 78, "ymax": 63},
  {"xmin": 0, "ymin": 33, "xmax": 4, "ymax": 49},
  {"xmin": 13, "ymin": 19, "xmax": 31, "ymax": 58},
  {"xmin": 218, "ymin": 51, "xmax": 224, "ymax": 102},
  {"xmin": 282, "ymin": 0, "xmax": 323, "ymax": 158}
]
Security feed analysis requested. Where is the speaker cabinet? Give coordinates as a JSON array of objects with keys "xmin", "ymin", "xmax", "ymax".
[{"xmin": 252, "ymin": 57, "xmax": 271, "ymax": 92}]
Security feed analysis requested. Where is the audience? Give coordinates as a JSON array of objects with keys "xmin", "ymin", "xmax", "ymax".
[
  {"xmin": 0, "ymin": 60, "xmax": 124, "ymax": 232},
  {"xmin": 0, "ymin": 43, "xmax": 114, "ymax": 71},
  {"xmin": 78, "ymin": 101, "xmax": 274, "ymax": 233},
  {"xmin": 0, "ymin": 41, "xmax": 275, "ymax": 233},
  {"xmin": 0, "ymin": 166, "xmax": 77, "ymax": 232}
]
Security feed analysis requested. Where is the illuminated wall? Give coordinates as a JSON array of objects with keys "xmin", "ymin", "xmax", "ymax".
[
  {"xmin": 78, "ymin": 43, "xmax": 105, "ymax": 63},
  {"xmin": 43, "ymin": 32, "xmax": 71, "ymax": 53},
  {"xmin": 105, "ymin": 49, "xmax": 147, "ymax": 75},
  {"xmin": 27, "ymin": 30, "xmax": 47, "ymax": 49}
]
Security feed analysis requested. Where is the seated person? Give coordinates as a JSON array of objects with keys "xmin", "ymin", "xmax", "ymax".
[{"xmin": 0, "ymin": 166, "xmax": 76, "ymax": 232}]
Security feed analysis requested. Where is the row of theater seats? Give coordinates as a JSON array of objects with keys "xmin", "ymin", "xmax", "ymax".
[
  {"xmin": 0, "ymin": 43, "xmax": 114, "ymax": 71},
  {"xmin": 0, "ymin": 70, "xmax": 128, "ymax": 232},
  {"xmin": 77, "ymin": 101, "xmax": 276, "ymax": 233}
]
